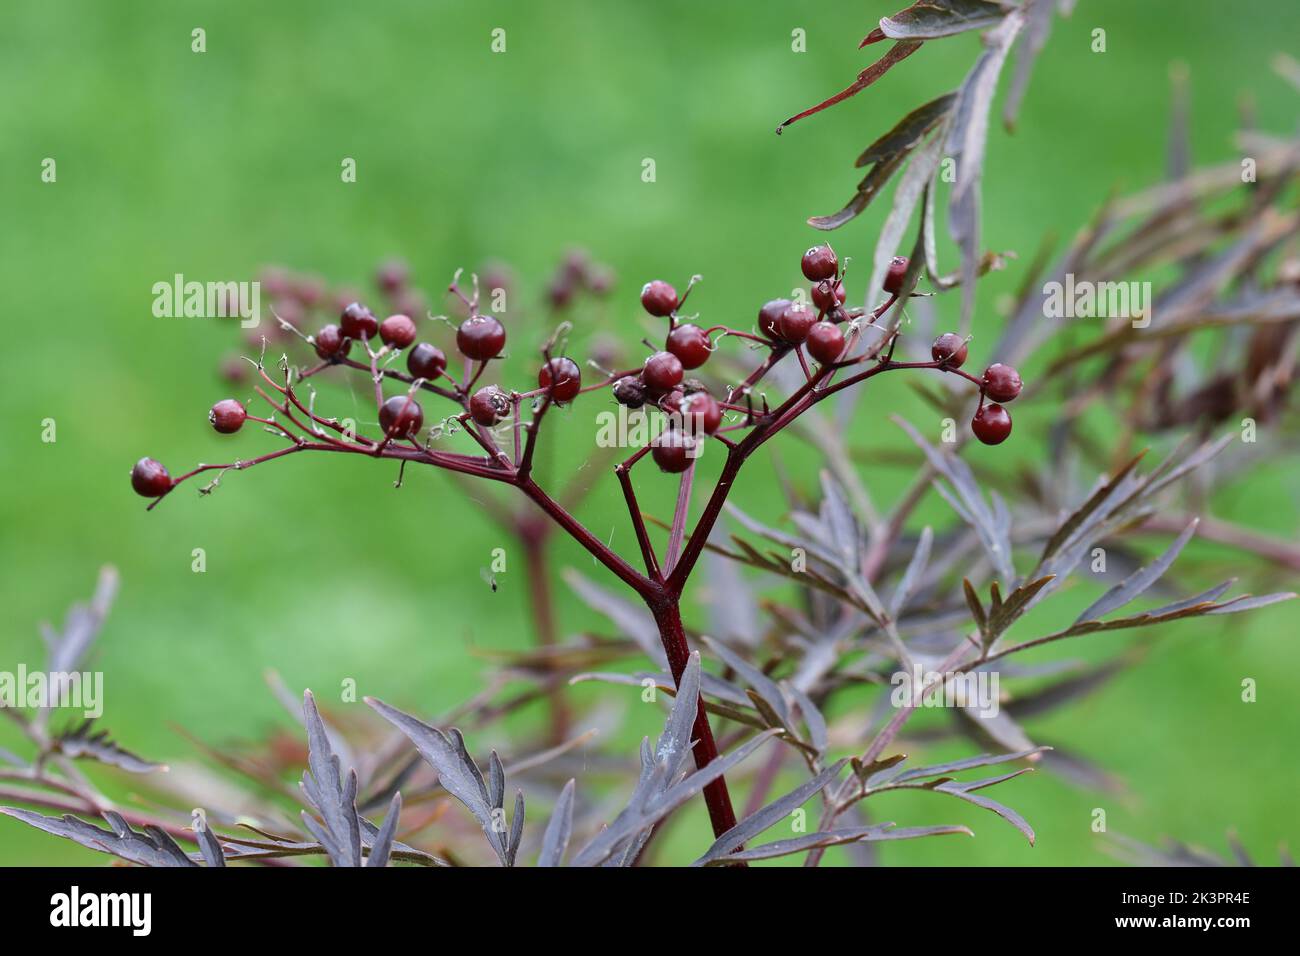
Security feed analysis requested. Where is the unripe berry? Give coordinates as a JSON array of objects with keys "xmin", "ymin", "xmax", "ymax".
[
  {"xmin": 379, "ymin": 395, "xmax": 424, "ymax": 438},
  {"xmin": 340, "ymin": 302, "xmax": 379, "ymax": 340},
  {"xmin": 470, "ymin": 385, "xmax": 511, "ymax": 426},
  {"xmin": 379, "ymin": 314, "xmax": 418, "ymax": 349},
  {"xmin": 801, "ymin": 244, "xmax": 838, "ymax": 282},
  {"xmin": 612, "ymin": 376, "xmax": 646, "ymax": 409},
  {"xmin": 314, "ymin": 324, "xmax": 351, "ymax": 360},
  {"xmin": 931, "ymin": 332, "xmax": 968, "ymax": 368},
  {"xmin": 538, "ymin": 357, "xmax": 582, "ymax": 403},
  {"xmin": 666, "ymin": 323, "xmax": 712, "ymax": 369},
  {"xmin": 457, "ymin": 314, "xmax": 507, "ymax": 361},
  {"xmin": 882, "ymin": 256, "xmax": 909, "ymax": 295},
  {"xmin": 640, "ymin": 280, "xmax": 679, "ymax": 317},
  {"xmin": 983, "ymin": 363, "xmax": 1023, "ymax": 403},
  {"xmin": 971, "ymin": 403, "xmax": 1012, "ymax": 445},
  {"xmin": 652, "ymin": 430, "xmax": 697, "ymax": 473},
  {"xmin": 407, "ymin": 342, "xmax": 447, "ymax": 381},
  {"xmin": 758, "ymin": 298, "xmax": 792, "ymax": 340},
  {"xmin": 811, "ymin": 279, "xmax": 846, "ymax": 312},
  {"xmin": 678, "ymin": 390, "xmax": 722, "ymax": 435},
  {"xmin": 777, "ymin": 304, "xmax": 816, "ymax": 344},
  {"xmin": 642, "ymin": 351, "xmax": 684, "ymax": 394},
  {"xmin": 209, "ymin": 399, "xmax": 247, "ymax": 434},
  {"xmin": 131, "ymin": 457, "xmax": 172, "ymax": 497},
  {"xmin": 805, "ymin": 321, "xmax": 846, "ymax": 364}
]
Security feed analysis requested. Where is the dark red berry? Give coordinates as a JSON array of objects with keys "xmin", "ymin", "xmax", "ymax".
[
  {"xmin": 883, "ymin": 256, "xmax": 909, "ymax": 296},
  {"xmin": 612, "ymin": 376, "xmax": 646, "ymax": 409},
  {"xmin": 971, "ymin": 403, "xmax": 1013, "ymax": 445},
  {"xmin": 640, "ymin": 280, "xmax": 679, "ymax": 317},
  {"xmin": 983, "ymin": 363, "xmax": 1023, "ymax": 403},
  {"xmin": 457, "ymin": 314, "xmax": 506, "ymax": 362},
  {"xmin": 642, "ymin": 351, "xmax": 684, "ymax": 393},
  {"xmin": 379, "ymin": 314, "xmax": 418, "ymax": 349},
  {"xmin": 407, "ymin": 342, "xmax": 446, "ymax": 381},
  {"xmin": 130, "ymin": 457, "xmax": 172, "ymax": 498},
  {"xmin": 805, "ymin": 321, "xmax": 846, "ymax": 364},
  {"xmin": 379, "ymin": 395, "xmax": 424, "ymax": 438},
  {"xmin": 801, "ymin": 244, "xmax": 838, "ymax": 282},
  {"xmin": 209, "ymin": 399, "xmax": 247, "ymax": 434},
  {"xmin": 777, "ymin": 304, "xmax": 816, "ymax": 344},
  {"xmin": 376, "ymin": 260, "xmax": 409, "ymax": 294},
  {"xmin": 652, "ymin": 430, "xmax": 697, "ymax": 473},
  {"xmin": 678, "ymin": 391, "xmax": 722, "ymax": 435},
  {"xmin": 538, "ymin": 357, "xmax": 582, "ymax": 402},
  {"xmin": 931, "ymin": 333, "xmax": 968, "ymax": 368},
  {"xmin": 758, "ymin": 298, "xmax": 792, "ymax": 340},
  {"xmin": 666, "ymin": 324, "xmax": 712, "ymax": 369},
  {"xmin": 811, "ymin": 279, "xmax": 846, "ymax": 312},
  {"xmin": 340, "ymin": 302, "xmax": 379, "ymax": 340},
  {"xmin": 314, "ymin": 324, "xmax": 351, "ymax": 360},
  {"xmin": 656, "ymin": 388, "xmax": 685, "ymax": 412},
  {"xmin": 469, "ymin": 385, "xmax": 511, "ymax": 426}
]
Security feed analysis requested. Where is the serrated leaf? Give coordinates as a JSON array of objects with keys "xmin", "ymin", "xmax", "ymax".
[
  {"xmin": 0, "ymin": 807, "xmax": 198, "ymax": 867},
  {"xmin": 55, "ymin": 720, "xmax": 165, "ymax": 774}
]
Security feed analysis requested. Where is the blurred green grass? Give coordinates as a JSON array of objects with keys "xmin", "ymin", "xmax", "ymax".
[{"xmin": 1, "ymin": 0, "xmax": 1297, "ymax": 865}]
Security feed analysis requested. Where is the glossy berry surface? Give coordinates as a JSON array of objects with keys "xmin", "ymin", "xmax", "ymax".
[
  {"xmin": 640, "ymin": 280, "xmax": 679, "ymax": 317},
  {"xmin": 882, "ymin": 256, "xmax": 909, "ymax": 296},
  {"xmin": 131, "ymin": 457, "xmax": 172, "ymax": 497},
  {"xmin": 209, "ymin": 399, "xmax": 247, "ymax": 434},
  {"xmin": 805, "ymin": 321, "xmax": 846, "ymax": 365},
  {"xmin": 931, "ymin": 333, "xmax": 968, "ymax": 368},
  {"xmin": 983, "ymin": 363, "xmax": 1023, "ymax": 403},
  {"xmin": 469, "ymin": 385, "xmax": 510, "ymax": 426},
  {"xmin": 777, "ymin": 304, "xmax": 816, "ymax": 344},
  {"xmin": 457, "ymin": 315, "xmax": 507, "ymax": 362},
  {"xmin": 407, "ymin": 342, "xmax": 447, "ymax": 381},
  {"xmin": 811, "ymin": 279, "xmax": 846, "ymax": 312},
  {"xmin": 666, "ymin": 323, "xmax": 712, "ymax": 370},
  {"xmin": 758, "ymin": 298, "xmax": 792, "ymax": 340},
  {"xmin": 652, "ymin": 430, "xmax": 697, "ymax": 473},
  {"xmin": 340, "ymin": 302, "xmax": 379, "ymax": 340},
  {"xmin": 801, "ymin": 244, "xmax": 838, "ymax": 282},
  {"xmin": 538, "ymin": 357, "xmax": 582, "ymax": 402},
  {"xmin": 679, "ymin": 391, "xmax": 722, "ymax": 435},
  {"xmin": 314, "ymin": 324, "xmax": 350, "ymax": 360},
  {"xmin": 612, "ymin": 376, "xmax": 646, "ymax": 408},
  {"xmin": 971, "ymin": 403, "xmax": 1012, "ymax": 445},
  {"xmin": 379, "ymin": 314, "xmax": 418, "ymax": 349},
  {"xmin": 642, "ymin": 351, "xmax": 684, "ymax": 393},
  {"xmin": 379, "ymin": 395, "xmax": 424, "ymax": 438}
]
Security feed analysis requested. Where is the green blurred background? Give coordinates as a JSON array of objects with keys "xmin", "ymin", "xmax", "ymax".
[{"xmin": 1, "ymin": 0, "xmax": 1297, "ymax": 865}]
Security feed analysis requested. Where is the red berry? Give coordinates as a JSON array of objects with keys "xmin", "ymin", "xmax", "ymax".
[
  {"xmin": 883, "ymin": 256, "xmax": 909, "ymax": 296},
  {"xmin": 469, "ymin": 385, "xmax": 511, "ymax": 426},
  {"xmin": 294, "ymin": 276, "xmax": 326, "ymax": 307},
  {"xmin": 379, "ymin": 395, "xmax": 424, "ymax": 438},
  {"xmin": 678, "ymin": 390, "xmax": 722, "ymax": 435},
  {"xmin": 340, "ymin": 302, "xmax": 379, "ymax": 340},
  {"xmin": 640, "ymin": 280, "xmax": 679, "ymax": 317},
  {"xmin": 666, "ymin": 324, "xmax": 712, "ymax": 369},
  {"xmin": 758, "ymin": 299, "xmax": 792, "ymax": 340},
  {"xmin": 379, "ymin": 314, "xmax": 418, "ymax": 349},
  {"xmin": 209, "ymin": 399, "xmax": 247, "ymax": 434},
  {"xmin": 313, "ymin": 324, "xmax": 351, "ymax": 360},
  {"xmin": 538, "ymin": 357, "xmax": 582, "ymax": 402},
  {"xmin": 642, "ymin": 351, "xmax": 684, "ymax": 393},
  {"xmin": 407, "ymin": 342, "xmax": 447, "ymax": 381},
  {"xmin": 376, "ymin": 260, "xmax": 409, "ymax": 294},
  {"xmin": 971, "ymin": 403, "xmax": 1012, "ymax": 445},
  {"xmin": 652, "ymin": 430, "xmax": 697, "ymax": 473},
  {"xmin": 130, "ymin": 457, "xmax": 172, "ymax": 497},
  {"xmin": 805, "ymin": 321, "xmax": 846, "ymax": 365},
  {"xmin": 777, "ymin": 304, "xmax": 816, "ymax": 344},
  {"xmin": 801, "ymin": 244, "xmax": 838, "ymax": 282},
  {"xmin": 811, "ymin": 279, "xmax": 846, "ymax": 312},
  {"xmin": 457, "ymin": 315, "xmax": 506, "ymax": 362},
  {"xmin": 612, "ymin": 376, "xmax": 646, "ymax": 409},
  {"xmin": 931, "ymin": 333, "xmax": 968, "ymax": 368},
  {"xmin": 983, "ymin": 363, "xmax": 1023, "ymax": 403}
]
